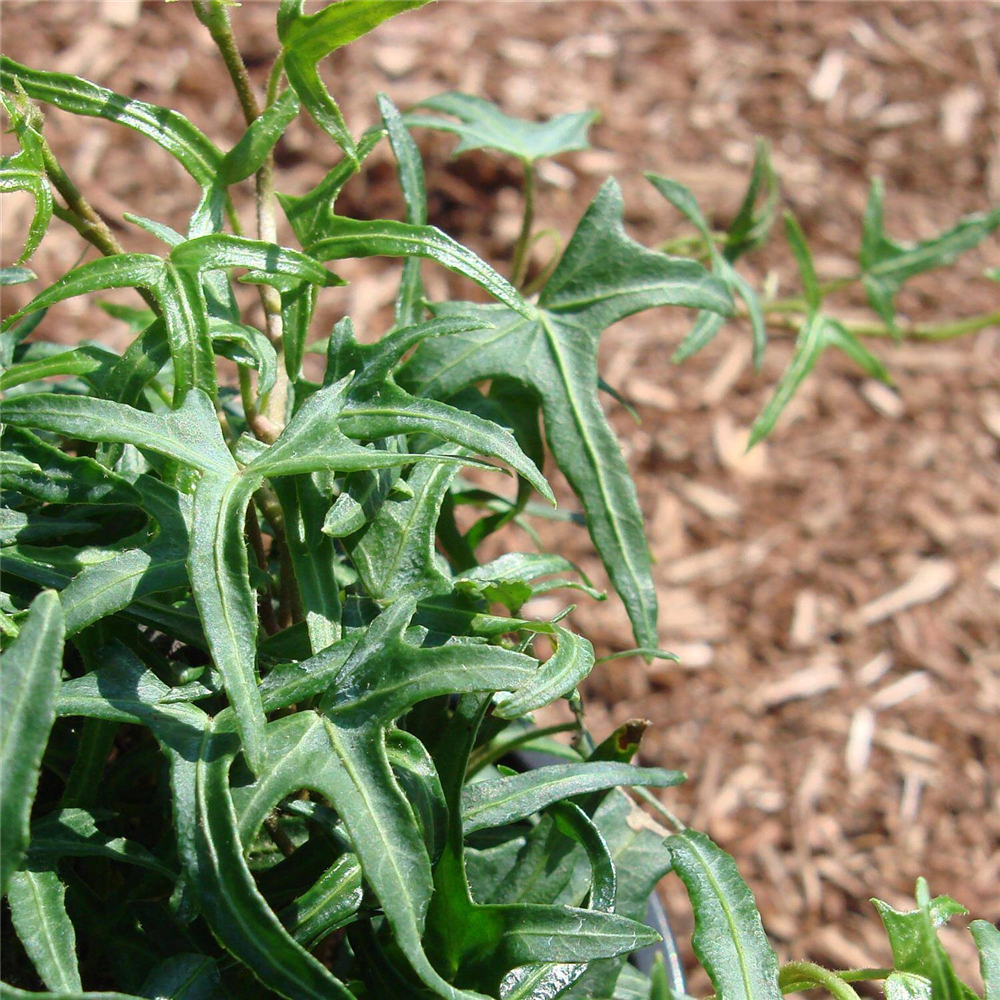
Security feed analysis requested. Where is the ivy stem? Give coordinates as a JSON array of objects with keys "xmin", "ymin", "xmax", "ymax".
[
  {"xmin": 39, "ymin": 138, "xmax": 159, "ymax": 313},
  {"xmin": 193, "ymin": 0, "xmax": 289, "ymax": 433},
  {"xmin": 510, "ymin": 159, "xmax": 536, "ymax": 289},
  {"xmin": 759, "ymin": 307, "xmax": 1000, "ymax": 342},
  {"xmin": 777, "ymin": 962, "xmax": 863, "ymax": 1000}
]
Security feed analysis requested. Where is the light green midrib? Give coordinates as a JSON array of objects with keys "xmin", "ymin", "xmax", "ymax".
[{"xmin": 539, "ymin": 314, "xmax": 654, "ymax": 633}]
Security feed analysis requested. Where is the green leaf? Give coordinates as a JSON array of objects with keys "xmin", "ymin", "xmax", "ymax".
[
  {"xmin": 0, "ymin": 93, "xmax": 53, "ymax": 263},
  {"xmin": 308, "ymin": 214, "xmax": 531, "ymax": 318},
  {"xmin": 748, "ymin": 313, "xmax": 889, "ymax": 448},
  {"xmin": 872, "ymin": 878, "xmax": 978, "ymax": 1000},
  {"xmin": 276, "ymin": 126, "xmax": 384, "ymax": 246},
  {"xmin": 645, "ymin": 172, "xmax": 767, "ymax": 366},
  {"xmin": 0, "ymin": 344, "xmax": 118, "ymax": 392},
  {"xmin": 1, "ymin": 427, "xmax": 141, "ymax": 507},
  {"xmin": 884, "ymin": 974, "xmax": 933, "ymax": 1000},
  {"xmin": 463, "ymin": 761, "xmax": 684, "ymax": 835},
  {"xmin": 971, "ymin": 919, "xmax": 1000, "ymax": 1000},
  {"xmin": 272, "ymin": 473, "xmax": 342, "ymax": 653},
  {"xmin": 666, "ymin": 828, "xmax": 782, "ymax": 1000},
  {"xmin": 27, "ymin": 808, "xmax": 175, "ymax": 880},
  {"xmin": 139, "ymin": 955, "xmax": 221, "ymax": 1000},
  {"xmin": 0, "ymin": 590, "xmax": 64, "ymax": 895},
  {"xmin": 783, "ymin": 212, "xmax": 820, "ymax": 313},
  {"xmin": 2, "ymin": 237, "xmax": 338, "ymax": 401},
  {"xmin": 7, "ymin": 869, "xmax": 81, "ymax": 992},
  {"xmin": 400, "ymin": 178, "xmax": 731, "ymax": 649},
  {"xmin": 406, "ymin": 91, "xmax": 597, "ymax": 163},
  {"xmin": 378, "ymin": 93, "xmax": 428, "ymax": 326},
  {"xmin": 1, "ymin": 56, "xmax": 223, "ymax": 187},
  {"xmin": 278, "ymin": 854, "xmax": 363, "ymax": 947},
  {"xmin": 164, "ymin": 712, "xmax": 359, "ymax": 1000},
  {"xmin": 0, "ymin": 388, "xmax": 232, "ymax": 474},
  {"xmin": 747, "ymin": 313, "xmax": 825, "ymax": 448},
  {"xmin": 724, "ymin": 138, "xmax": 779, "ymax": 261},
  {"xmin": 340, "ymin": 383, "xmax": 552, "ymax": 502},
  {"xmin": 346, "ymin": 450, "xmax": 459, "ymax": 601},
  {"xmin": 860, "ymin": 178, "xmax": 1000, "ymax": 333},
  {"xmin": 493, "ymin": 626, "xmax": 595, "ymax": 719},
  {"xmin": 0, "ymin": 266, "xmax": 36, "ymax": 285},
  {"xmin": 219, "ymin": 88, "xmax": 300, "ymax": 185},
  {"xmin": 278, "ymin": 0, "xmax": 431, "ymax": 162}
]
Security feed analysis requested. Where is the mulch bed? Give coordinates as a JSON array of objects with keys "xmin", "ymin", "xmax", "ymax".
[{"xmin": 3, "ymin": 0, "xmax": 998, "ymax": 985}]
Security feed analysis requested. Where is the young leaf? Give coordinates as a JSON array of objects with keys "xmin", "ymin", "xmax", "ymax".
[
  {"xmin": 492, "ymin": 626, "xmax": 596, "ymax": 719},
  {"xmin": 7, "ymin": 869, "xmax": 81, "ymax": 992},
  {"xmin": 667, "ymin": 828, "xmax": 782, "ymax": 1000},
  {"xmin": 276, "ymin": 125, "xmax": 384, "ymax": 246},
  {"xmin": 405, "ymin": 91, "xmax": 597, "ymax": 163},
  {"xmin": 872, "ymin": 878, "xmax": 978, "ymax": 1000},
  {"xmin": 400, "ymin": 178, "xmax": 732, "ymax": 650},
  {"xmin": 860, "ymin": 178, "xmax": 1000, "ymax": 334},
  {"xmin": 0, "ymin": 93, "xmax": 53, "ymax": 263},
  {"xmin": 0, "ymin": 590, "xmax": 64, "ymax": 895},
  {"xmin": 645, "ymin": 172, "xmax": 767, "ymax": 366},
  {"xmin": 278, "ymin": 0, "xmax": 431, "ymax": 162}
]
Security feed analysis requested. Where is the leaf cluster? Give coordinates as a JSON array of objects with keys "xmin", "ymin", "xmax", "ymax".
[{"xmin": 1, "ymin": 3, "xmax": 997, "ymax": 999}]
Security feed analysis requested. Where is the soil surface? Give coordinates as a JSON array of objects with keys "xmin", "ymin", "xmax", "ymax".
[{"xmin": 2, "ymin": 0, "xmax": 999, "ymax": 986}]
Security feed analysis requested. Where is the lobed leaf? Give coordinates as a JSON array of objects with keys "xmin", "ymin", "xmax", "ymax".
[
  {"xmin": 406, "ymin": 91, "xmax": 597, "ymax": 163},
  {"xmin": 400, "ymin": 178, "xmax": 731, "ymax": 650},
  {"xmin": 860, "ymin": 178, "xmax": 1000, "ymax": 334}
]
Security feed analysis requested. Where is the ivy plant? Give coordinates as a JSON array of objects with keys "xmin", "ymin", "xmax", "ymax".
[{"xmin": 1, "ymin": 3, "xmax": 998, "ymax": 999}]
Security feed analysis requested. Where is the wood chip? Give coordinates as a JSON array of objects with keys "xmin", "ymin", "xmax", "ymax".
[
  {"xmin": 809, "ymin": 49, "xmax": 847, "ymax": 103},
  {"xmin": 869, "ymin": 671, "xmax": 932, "ymax": 710},
  {"xmin": 856, "ymin": 651, "xmax": 893, "ymax": 686},
  {"xmin": 100, "ymin": 0, "xmax": 142, "ymax": 26},
  {"xmin": 849, "ymin": 559, "xmax": 958, "ymax": 628},
  {"xmin": 672, "ymin": 480, "xmax": 741, "ymax": 521},
  {"xmin": 859, "ymin": 379, "xmax": 905, "ymax": 419},
  {"xmin": 754, "ymin": 653, "xmax": 844, "ymax": 710},
  {"xmin": 845, "ymin": 707, "xmax": 876, "ymax": 777},
  {"xmin": 789, "ymin": 590, "xmax": 820, "ymax": 648},
  {"xmin": 627, "ymin": 377, "xmax": 679, "ymax": 412},
  {"xmin": 712, "ymin": 413, "xmax": 769, "ymax": 479},
  {"xmin": 940, "ymin": 85, "xmax": 984, "ymax": 146},
  {"xmin": 700, "ymin": 339, "xmax": 751, "ymax": 407}
]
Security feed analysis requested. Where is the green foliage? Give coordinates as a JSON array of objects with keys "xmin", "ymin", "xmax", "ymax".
[
  {"xmin": 406, "ymin": 91, "xmax": 597, "ymax": 163},
  {"xmin": 1, "ymin": 4, "xmax": 995, "ymax": 998}
]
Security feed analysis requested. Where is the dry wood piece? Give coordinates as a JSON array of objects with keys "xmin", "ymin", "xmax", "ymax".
[
  {"xmin": 859, "ymin": 378, "xmax": 905, "ymax": 419},
  {"xmin": 671, "ymin": 479, "xmax": 741, "ymax": 521},
  {"xmin": 753, "ymin": 652, "xmax": 844, "ymax": 711},
  {"xmin": 845, "ymin": 707, "xmax": 876, "ymax": 777},
  {"xmin": 627, "ymin": 377, "xmax": 679, "ymax": 412},
  {"xmin": 869, "ymin": 671, "xmax": 932, "ymax": 710},
  {"xmin": 789, "ymin": 589, "xmax": 820, "ymax": 649},
  {"xmin": 849, "ymin": 559, "xmax": 959, "ymax": 628}
]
